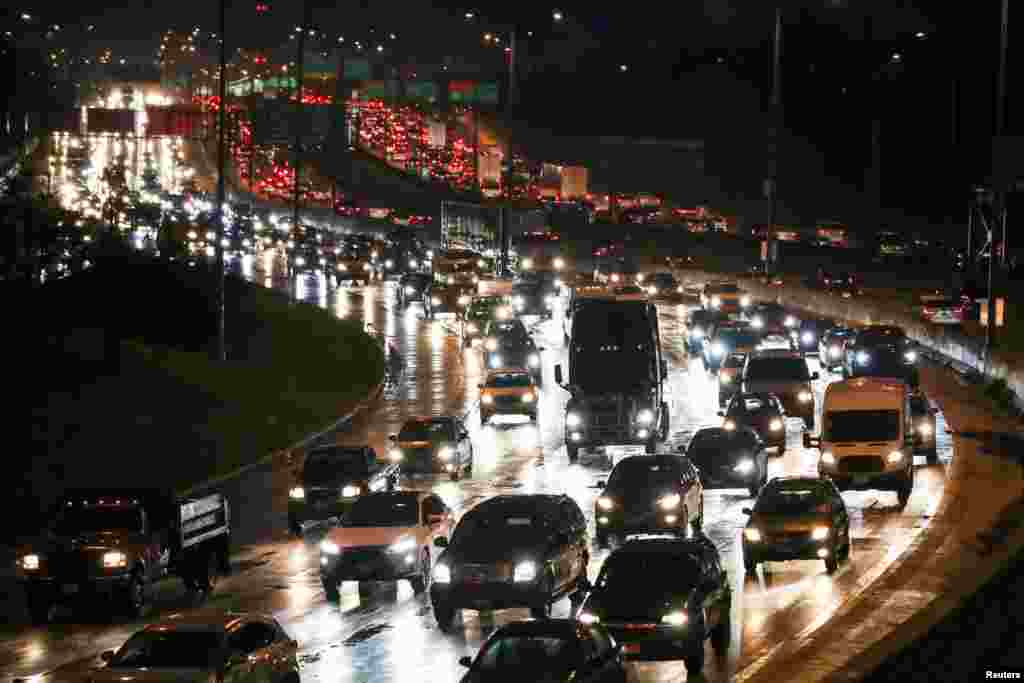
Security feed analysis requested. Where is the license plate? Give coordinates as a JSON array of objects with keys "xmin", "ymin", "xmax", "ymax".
[
  {"xmin": 62, "ymin": 583, "xmax": 79, "ymax": 594},
  {"xmin": 608, "ymin": 446, "xmax": 645, "ymax": 457}
]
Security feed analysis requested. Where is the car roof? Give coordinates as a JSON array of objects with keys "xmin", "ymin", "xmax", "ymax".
[
  {"xmin": 734, "ymin": 392, "xmax": 780, "ymax": 404},
  {"xmin": 615, "ymin": 535, "xmax": 708, "ymax": 558},
  {"xmin": 144, "ymin": 610, "xmax": 263, "ymax": 633},
  {"xmin": 468, "ymin": 494, "xmax": 566, "ymax": 516}
]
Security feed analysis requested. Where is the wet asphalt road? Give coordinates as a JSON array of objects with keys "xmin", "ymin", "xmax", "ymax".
[{"xmin": 2, "ymin": 255, "xmax": 955, "ymax": 683}]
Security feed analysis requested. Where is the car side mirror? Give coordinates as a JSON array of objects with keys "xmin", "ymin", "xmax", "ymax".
[
  {"xmin": 101, "ymin": 651, "xmax": 115, "ymax": 663},
  {"xmin": 811, "ymin": 371, "xmax": 820, "ymax": 380},
  {"xmin": 459, "ymin": 655, "xmax": 473, "ymax": 668},
  {"xmin": 434, "ymin": 536, "xmax": 449, "ymax": 548},
  {"xmin": 717, "ymin": 411, "xmax": 725, "ymax": 417},
  {"xmin": 388, "ymin": 434, "xmax": 397, "ymax": 442},
  {"xmin": 554, "ymin": 364, "xmax": 564, "ymax": 385},
  {"xmin": 595, "ymin": 480, "xmax": 606, "ymax": 489},
  {"xmin": 741, "ymin": 507, "xmax": 752, "ymax": 515}
]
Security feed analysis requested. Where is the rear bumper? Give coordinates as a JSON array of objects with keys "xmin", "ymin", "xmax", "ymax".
[
  {"xmin": 821, "ymin": 465, "xmax": 911, "ymax": 491},
  {"xmin": 431, "ymin": 581, "xmax": 549, "ymax": 610},
  {"xmin": 21, "ymin": 573, "xmax": 134, "ymax": 603},
  {"xmin": 604, "ymin": 625, "xmax": 704, "ymax": 659},
  {"xmin": 743, "ymin": 535, "xmax": 834, "ymax": 562}
]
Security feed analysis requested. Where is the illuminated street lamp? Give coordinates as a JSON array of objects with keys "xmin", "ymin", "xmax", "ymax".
[{"xmin": 553, "ymin": 9, "xmax": 564, "ymax": 22}]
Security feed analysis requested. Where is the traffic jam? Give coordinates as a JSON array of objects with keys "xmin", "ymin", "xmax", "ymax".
[{"xmin": 11, "ymin": 226, "xmax": 951, "ymax": 683}]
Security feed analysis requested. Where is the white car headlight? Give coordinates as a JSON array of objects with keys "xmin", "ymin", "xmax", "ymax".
[
  {"xmin": 553, "ymin": 257, "xmax": 565, "ymax": 270},
  {"xmin": 711, "ymin": 295, "xmax": 722, "ymax": 307},
  {"xmin": 528, "ymin": 353, "xmax": 540, "ymax": 367},
  {"xmin": 801, "ymin": 331, "xmax": 814, "ymax": 344},
  {"xmin": 337, "ymin": 263, "xmax": 348, "ymax": 271},
  {"xmin": 918, "ymin": 422, "xmax": 933, "ymax": 436},
  {"xmin": 811, "ymin": 526, "xmax": 830, "ymax": 541},
  {"xmin": 447, "ymin": 276, "xmax": 454, "ymax": 285},
  {"xmin": 458, "ymin": 295, "xmax": 471, "ymax": 306},
  {"xmin": 320, "ymin": 540, "xmax": 340, "ymax": 555},
  {"xmin": 887, "ymin": 450, "xmax": 904, "ymax": 463},
  {"xmin": 481, "ymin": 393, "xmax": 494, "ymax": 404},
  {"xmin": 21, "ymin": 554, "xmax": 40, "ymax": 570},
  {"xmin": 485, "ymin": 338, "xmax": 498, "ymax": 351},
  {"xmin": 514, "ymin": 561, "xmax": 537, "ymax": 582},
  {"xmin": 661, "ymin": 611, "xmax": 688, "ymax": 626},
  {"xmin": 904, "ymin": 350, "xmax": 917, "ymax": 363},
  {"xmin": 658, "ymin": 493, "xmax": 681, "ymax": 510},
  {"xmin": 478, "ymin": 259, "xmax": 486, "ymax": 268},
  {"xmin": 433, "ymin": 563, "xmax": 451, "ymax": 583},
  {"xmin": 103, "ymin": 551, "xmax": 127, "ymax": 568},
  {"xmin": 437, "ymin": 446, "xmax": 454, "ymax": 461},
  {"xmin": 720, "ymin": 374, "xmax": 732, "ymax": 384},
  {"xmin": 712, "ymin": 342, "xmax": 725, "ymax": 356},
  {"xmin": 342, "ymin": 485, "xmax": 361, "ymax": 497},
  {"xmin": 578, "ymin": 611, "xmax": 600, "ymax": 625},
  {"xmin": 740, "ymin": 295, "xmax": 752, "ymax": 307},
  {"xmin": 785, "ymin": 315, "xmax": 797, "ymax": 327},
  {"xmin": 295, "ymin": 256, "xmax": 306, "ymax": 267},
  {"xmin": 566, "ymin": 412, "xmax": 582, "ymax": 428},
  {"xmin": 829, "ymin": 345, "xmax": 841, "ymax": 358},
  {"xmin": 289, "ymin": 486, "xmax": 305, "ymax": 499},
  {"xmin": 677, "ymin": 286, "xmax": 684, "ymax": 293},
  {"xmin": 752, "ymin": 317, "xmax": 764, "ymax": 329},
  {"xmin": 744, "ymin": 528, "xmax": 762, "ymax": 542},
  {"xmin": 431, "ymin": 296, "xmax": 441, "ymax": 306},
  {"xmin": 798, "ymin": 390, "xmax": 813, "ymax": 403},
  {"xmin": 521, "ymin": 392, "xmax": 535, "ymax": 403},
  {"xmin": 769, "ymin": 419, "xmax": 783, "ymax": 431},
  {"xmin": 409, "ymin": 259, "xmax": 418, "ymax": 268},
  {"xmin": 820, "ymin": 451, "xmax": 836, "ymax": 465},
  {"xmin": 386, "ymin": 259, "xmax": 394, "ymax": 268},
  {"xmin": 389, "ymin": 537, "xmax": 417, "ymax": 554},
  {"xmin": 388, "ymin": 448, "xmax": 403, "ymax": 461},
  {"xmin": 723, "ymin": 419, "xmax": 736, "ymax": 431},
  {"xmin": 648, "ymin": 286, "xmax": 657, "ymax": 295},
  {"xmin": 404, "ymin": 285, "xmax": 415, "ymax": 295},
  {"xmin": 733, "ymin": 459, "xmax": 754, "ymax": 473},
  {"xmin": 857, "ymin": 351, "xmax": 870, "ymax": 365},
  {"xmin": 521, "ymin": 258, "xmax": 533, "ymax": 270},
  {"xmin": 363, "ymin": 263, "xmax": 372, "ymax": 272},
  {"xmin": 636, "ymin": 409, "xmax": 654, "ymax": 425},
  {"xmin": 490, "ymin": 356, "xmax": 502, "ymax": 368},
  {"xmin": 690, "ymin": 327, "xmax": 704, "ymax": 339},
  {"xmin": 597, "ymin": 496, "xmax": 614, "ymax": 510}
]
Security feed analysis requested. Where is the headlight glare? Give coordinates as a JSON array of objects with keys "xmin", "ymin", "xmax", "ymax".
[
  {"xmin": 769, "ymin": 419, "xmax": 783, "ymax": 431},
  {"xmin": 481, "ymin": 393, "xmax": 494, "ymax": 404},
  {"xmin": 404, "ymin": 285, "xmax": 415, "ymax": 295},
  {"xmin": 21, "ymin": 554, "xmax": 40, "ymax": 570},
  {"xmin": 811, "ymin": 526, "xmax": 830, "ymax": 540},
  {"xmin": 918, "ymin": 422, "xmax": 933, "ymax": 436},
  {"xmin": 712, "ymin": 342, "xmax": 725, "ymax": 356},
  {"xmin": 566, "ymin": 412, "xmax": 582, "ymax": 428},
  {"xmin": 433, "ymin": 564, "xmax": 451, "ymax": 583},
  {"xmin": 821, "ymin": 451, "xmax": 836, "ymax": 465},
  {"xmin": 578, "ymin": 611, "xmax": 600, "ymax": 624},
  {"xmin": 514, "ymin": 561, "xmax": 537, "ymax": 583},
  {"xmin": 389, "ymin": 537, "xmax": 416, "ymax": 554},
  {"xmin": 597, "ymin": 496, "xmax": 614, "ymax": 511},
  {"xmin": 741, "ymin": 295, "xmax": 752, "ymax": 307},
  {"xmin": 528, "ymin": 353, "xmax": 540, "ymax": 367},
  {"xmin": 388, "ymin": 448, "xmax": 403, "ymax": 461},
  {"xmin": 829, "ymin": 345, "xmax": 841, "ymax": 357},
  {"xmin": 723, "ymin": 419, "xmax": 736, "ymax": 431},
  {"xmin": 798, "ymin": 390, "xmax": 813, "ymax": 403},
  {"xmin": 289, "ymin": 486, "xmax": 305, "ymax": 499},
  {"xmin": 320, "ymin": 540, "xmax": 340, "ymax": 554},
  {"xmin": 103, "ymin": 551, "xmax": 127, "ymax": 568},
  {"xmin": 342, "ymin": 485, "xmax": 361, "ymax": 497},
  {"xmin": 636, "ymin": 409, "xmax": 654, "ymax": 425},
  {"xmin": 658, "ymin": 493, "xmax": 681, "ymax": 510},
  {"xmin": 431, "ymin": 296, "xmax": 441, "ymax": 306},
  {"xmin": 744, "ymin": 528, "xmax": 762, "ymax": 542},
  {"xmin": 485, "ymin": 338, "xmax": 498, "ymax": 351},
  {"xmin": 801, "ymin": 331, "xmax": 814, "ymax": 344},
  {"xmin": 887, "ymin": 450, "xmax": 904, "ymax": 463},
  {"xmin": 733, "ymin": 458, "xmax": 754, "ymax": 473},
  {"xmin": 521, "ymin": 393, "xmax": 535, "ymax": 403},
  {"xmin": 437, "ymin": 446, "xmax": 454, "ymax": 461},
  {"xmin": 661, "ymin": 611, "xmax": 688, "ymax": 626}
]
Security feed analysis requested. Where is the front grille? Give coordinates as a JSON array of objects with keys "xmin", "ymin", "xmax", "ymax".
[
  {"xmin": 307, "ymin": 488, "xmax": 337, "ymax": 505},
  {"xmin": 458, "ymin": 563, "xmax": 507, "ymax": 583},
  {"xmin": 405, "ymin": 447, "xmax": 435, "ymax": 463},
  {"xmin": 50, "ymin": 550, "xmax": 105, "ymax": 581},
  {"xmin": 493, "ymin": 395, "xmax": 521, "ymax": 405},
  {"xmin": 591, "ymin": 412, "xmax": 625, "ymax": 428},
  {"xmin": 768, "ymin": 531, "xmax": 811, "ymax": 542},
  {"xmin": 840, "ymin": 456, "xmax": 884, "ymax": 473}
]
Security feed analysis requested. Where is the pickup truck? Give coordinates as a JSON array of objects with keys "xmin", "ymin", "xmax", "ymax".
[
  {"xmin": 15, "ymin": 488, "xmax": 231, "ymax": 623},
  {"xmin": 288, "ymin": 445, "xmax": 401, "ymax": 536}
]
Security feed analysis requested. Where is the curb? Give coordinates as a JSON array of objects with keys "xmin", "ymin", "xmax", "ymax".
[{"xmin": 178, "ymin": 377, "xmax": 385, "ymax": 498}]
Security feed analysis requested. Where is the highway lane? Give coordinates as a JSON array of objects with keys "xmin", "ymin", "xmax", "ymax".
[{"xmin": 1, "ymin": 268, "xmax": 956, "ymax": 682}]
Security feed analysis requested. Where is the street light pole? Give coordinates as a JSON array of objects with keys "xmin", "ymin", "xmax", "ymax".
[
  {"xmin": 987, "ymin": 0, "xmax": 1009, "ymax": 351},
  {"xmin": 765, "ymin": 5, "xmax": 782, "ymax": 273},
  {"xmin": 291, "ymin": 1, "xmax": 309, "ymax": 237},
  {"xmin": 214, "ymin": 0, "xmax": 228, "ymax": 362}
]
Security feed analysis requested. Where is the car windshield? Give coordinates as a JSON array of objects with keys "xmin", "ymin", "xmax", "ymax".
[
  {"xmin": 304, "ymin": 450, "xmax": 368, "ymax": 480},
  {"xmin": 487, "ymin": 373, "xmax": 532, "ymax": 388},
  {"xmin": 723, "ymin": 354, "xmax": 746, "ymax": 369},
  {"xmin": 109, "ymin": 630, "xmax": 223, "ymax": 669},
  {"xmin": 596, "ymin": 551, "xmax": 700, "ymax": 589},
  {"xmin": 607, "ymin": 460, "xmax": 679, "ymax": 490},
  {"xmin": 756, "ymin": 487, "xmax": 829, "ymax": 514},
  {"xmin": 688, "ymin": 431, "xmax": 750, "ymax": 455},
  {"xmin": 475, "ymin": 636, "xmax": 576, "ymax": 675},
  {"xmin": 344, "ymin": 494, "xmax": 419, "ymax": 527},
  {"xmin": 825, "ymin": 410, "xmax": 901, "ymax": 441},
  {"xmin": 735, "ymin": 397, "xmax": 770, "ymax": 413},
  {"xmin": 718, "ymin": 330, "xmax": 761, "ymax": 347},
  {"xmin": 52, "ymin": 507, "xmax": 143, "ymax": 536},
  {"xmin": 571, "ymin": 306, "xmax": 654, "ymax": 391},
  {"xmin": 398, "ymin": 421, "xmax": 451, "ymax": 441},
  {"xmin": 746, "ymin": 358, "xmax": 810, "ymax": 381},
  {"xmin": 452, "ymin": 511, "xmax": 551, "ymax": 545}
]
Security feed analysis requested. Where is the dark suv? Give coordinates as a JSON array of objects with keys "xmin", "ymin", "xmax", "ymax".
[
  {"xmin": 594, "ymin": 455, "xmax": 703, "ymax": 547},
  {"xmin": 576, "ymin": 534, "xmax": 731, "ymax": 675},
  {"xmin": 430, "ymin": 495, "xmax": 591, "ymax": 631}
]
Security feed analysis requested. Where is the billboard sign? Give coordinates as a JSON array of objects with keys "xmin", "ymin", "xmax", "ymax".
[
  {"xmin": 343, "ymin": 58, "xmax": 372, "ymax": 81},
  {"xmin": 86, "ymin": 108, "xmax": 136, "ymax": 134}
]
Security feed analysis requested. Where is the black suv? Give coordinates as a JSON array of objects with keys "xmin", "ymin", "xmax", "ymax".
[
  {"xmin": 397, "ymin": 273, "xmax": 432, "ymax": 308},
  {"xmin": 430, "ymin": 495, "xmax": 590, "ymax": 631},
  {"xmin": 685, "ymin": 427, "xmax": 769, "ymax": 497},
  {"xmin": 720, "ymin": 392, "xmax": 787, "ymax": 453},
  {"xmin": 594, "ymin": 455, "xmax": 703, "ymax": 547},
  {"xmin": 483, "ymin": 318, "xmax": 544, "ymax": 380},
  {"xmin": 577, "ymin": 534, "xmax": 731, "ymax": 675}
]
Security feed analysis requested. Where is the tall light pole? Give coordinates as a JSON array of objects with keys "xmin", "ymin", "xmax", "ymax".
[
  {"xmin": 765, "ymin": 4, "xmax": 782, "ymax": 274},
  {"xmin": 214, "ymin": 0, "xmax": 228, "ymax": 362},
  {"xmin": 291, "ymin": 3, "xmax": 310, "ymax": 237},
  {"xmin": 987, "ymin": 0, "xmax": 1009, "ymax": 351}
]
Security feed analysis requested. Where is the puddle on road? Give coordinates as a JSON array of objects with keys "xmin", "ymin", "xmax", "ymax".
[{"xmin": 343, "ymin": 623, "xmax": 393, "ymax": 645}]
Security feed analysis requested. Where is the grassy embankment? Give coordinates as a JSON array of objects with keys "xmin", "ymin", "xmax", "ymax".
[{"xmin": 12, "ymin": 248, "xmax": 384, "ymax": 537}]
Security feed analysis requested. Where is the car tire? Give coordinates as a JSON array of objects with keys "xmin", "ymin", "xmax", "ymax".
[
  {"xmin": 684, "ymin": 654, "xmax": 704, "ymax": 676},
  {"xmin": 322, "ymin": 578, "xmax": 340, "ymax": 602},
  {"xmin": 925, "ymin": 448, "xmax": 938, "ymax": 464},
  {"xmin": 410, "ymin": 550, "xmax": 430, "ymax": 595},
  {"xmin": 710, "ymin": 596, "xmax": 731, "ymax": 653},
  {"xmin": 434, "ymin": 603, "xmax": 456, "ymax": 632},
  {"xmin": 567, "ymin": 445, "xmax": 579, "ymax": 463}
]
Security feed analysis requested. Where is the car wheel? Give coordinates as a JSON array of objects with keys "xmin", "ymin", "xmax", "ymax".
[
  {"xmin": 710, "ymin": 596, "xmax": 731, "ymax": 653},
  {"xmin": 434, "ymin": 603, "xmax": 456, "ymax": 632},
  {"xmin": 684, "ymin": 654, "xmax": 704, "ymax": 675},
  {"xmin": 410, "ymin": 550, "xmax": 430, "ymax": 594},
  {"xmin": 123, "ymin": 572, "xmax": 147, "ymax": 617},
  {"xmin": 567, "ymin": 445, "xmax": 579, "ymax": 463},
  {"xmin": 322, "ymin": 578, "xmax": 340, "ymax": 602}
]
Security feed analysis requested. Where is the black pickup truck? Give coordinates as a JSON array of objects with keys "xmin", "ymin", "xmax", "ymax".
[
  {"xmin": 288, "ymin": 445, "xmax": 401, "ymax": 536},
  {"xmin": 15, "ymin": 488, "xmax": 231, "ymax": 623}
]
